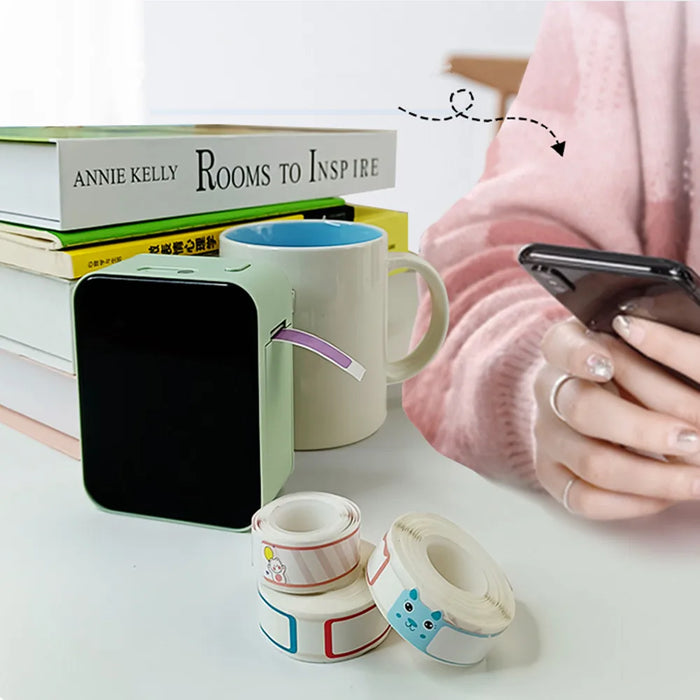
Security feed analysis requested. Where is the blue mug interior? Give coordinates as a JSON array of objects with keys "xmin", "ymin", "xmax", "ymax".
[{"xmin": 221, "ymin": 219, "xmax": 382, "ymax": 247}]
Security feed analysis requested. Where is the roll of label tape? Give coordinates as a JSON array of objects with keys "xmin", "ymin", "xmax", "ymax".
[
  {"xmin": 257, "ymin": 540, "xmax": 390, "ymax": 663},
  {"xmin": 252, "ymin": 492, "xmax": 361, "ymax": 594},
  {"xmin": 366, "ymin": 512, "xmax": 515, "ymax": 666}
]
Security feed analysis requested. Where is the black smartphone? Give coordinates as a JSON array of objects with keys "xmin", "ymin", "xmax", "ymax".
[{"xmin": 517, "ymin": 243, "xmax": 700, "ymax": 335}]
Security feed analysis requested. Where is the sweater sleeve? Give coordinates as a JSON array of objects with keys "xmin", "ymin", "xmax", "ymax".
[{"xmin": 403, "ymin": 2, "xmax": 645, "ymax": 488}]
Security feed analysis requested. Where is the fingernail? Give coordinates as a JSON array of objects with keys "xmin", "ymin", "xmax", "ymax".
[
  {"xmin": 692, "ymin": 479, "xmax": 700, "ymax": 498},
  {"xmin": 586, "ymin": 353, "xmax": 613, "ymax": 380},
  {"xmin": 612, "ymin": 315, "xmax": 644, "ymax": 344},
  {"xmin": 612, "ymin": 315, "xmax": 631, "ymax": 338},
  {"xmin": 672, "ymin": 429, "xmax": 700, "ymax": 453}
]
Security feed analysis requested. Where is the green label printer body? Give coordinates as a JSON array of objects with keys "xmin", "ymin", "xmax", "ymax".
[{"xmin": 73, "ymin": 253, "xmax": 294, "ymax": 531}]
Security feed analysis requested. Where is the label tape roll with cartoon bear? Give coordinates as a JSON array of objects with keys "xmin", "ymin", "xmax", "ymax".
[
  {"xmin": 252, "ymin": 491, "xmax": 361, "ymax": 594},
  {"xmin": 366, "ymin": 512, "xmax": 515, "ymax": 666}
]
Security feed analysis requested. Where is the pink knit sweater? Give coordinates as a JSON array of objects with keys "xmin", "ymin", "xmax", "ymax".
[{"xmin": 403, "ymin": 1, "xmax": 700, "ymax": 488}]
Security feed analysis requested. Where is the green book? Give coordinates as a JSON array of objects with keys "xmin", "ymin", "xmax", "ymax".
[{"xmin": 0, "ymin": 197, "xmax": 347, "ymax": 250}]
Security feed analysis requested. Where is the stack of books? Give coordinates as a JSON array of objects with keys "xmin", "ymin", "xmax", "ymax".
[{"xmin": 0, "ymin": 124, "xmax": 407, "ymax": 458}]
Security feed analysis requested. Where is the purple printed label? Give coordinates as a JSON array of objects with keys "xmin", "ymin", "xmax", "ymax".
[
  {"xmin": 274, "ymin": 328, "xmax": 351, "ymax": 368},
  {"xmin": 271, "ymin": 327, "xmax": 365, "ymax": 381}
]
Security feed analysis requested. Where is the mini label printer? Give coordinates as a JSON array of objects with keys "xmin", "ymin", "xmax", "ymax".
[{"xmin": 72, "ymin": 253, "xmax": 294, "ymax": 531}]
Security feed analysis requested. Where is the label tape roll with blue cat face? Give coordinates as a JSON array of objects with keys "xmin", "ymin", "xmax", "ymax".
[
  {"xmin": 366, "ymin": 513, "xmax": 515, "ymax": 666},
  {"xmin": 257, "ymin": 540, "xmax": 390, "ymax": 662}
]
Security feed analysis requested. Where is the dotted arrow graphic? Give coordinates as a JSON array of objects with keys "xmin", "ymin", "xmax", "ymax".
[{"xmin": 398, "ymin": 88, "xmax": 566, "ymax": 157}]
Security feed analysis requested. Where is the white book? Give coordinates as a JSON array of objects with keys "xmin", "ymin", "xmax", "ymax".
[
  {"xmin": 0, "ymin": 335, "xmax": 73, "ymax": 374},
  {"xmin": 0, "ymin": 347, "xmax": 79, "ymax": 438},
  {"xmin": 0, "ymin": 125, "xmax": 396, "ymax": 230},
  {"xmin": 0, "ymin": 263, "xmax": 76, "ymax": 372}
]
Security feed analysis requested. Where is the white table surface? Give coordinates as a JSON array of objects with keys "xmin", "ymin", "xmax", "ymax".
[{"xmin": 3, "ymin": 272, "xmax": 700, "ymax": 700}]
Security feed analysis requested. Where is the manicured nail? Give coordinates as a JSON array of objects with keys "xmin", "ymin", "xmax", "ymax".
[
  {"xmin": 612, "ymin": 315, "xmax": 644, "ymax": 344},
  {"xmin": 586, "ymin": 353, "xmax": 613, "ymax": 380},
  {"xmin": 672, "ymin": 429, "xmax": 700, "ymax": 452},
  {"xmin": 612, "ymin": 314, "xmax": 631, "ymax": 338}
]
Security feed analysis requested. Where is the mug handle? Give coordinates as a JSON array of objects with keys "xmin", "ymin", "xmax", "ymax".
[{"xmin": 386, "ymin": 251, "xmax": 449, "ymax": 385}]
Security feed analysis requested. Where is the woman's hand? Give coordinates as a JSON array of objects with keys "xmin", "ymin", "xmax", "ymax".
[{"xmin": 533, "ymin": 316, "xmax": 700, "ymax": 520}]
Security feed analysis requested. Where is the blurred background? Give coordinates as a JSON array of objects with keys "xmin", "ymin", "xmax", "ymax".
[{"xmin": 2, "ymin": 0, "xmax": 547, "ymax": 249}]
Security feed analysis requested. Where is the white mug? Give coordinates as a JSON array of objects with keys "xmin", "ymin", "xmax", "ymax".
[{"xmin": 219, "ymin": 219, "xmax": 449, "ymax": 450}]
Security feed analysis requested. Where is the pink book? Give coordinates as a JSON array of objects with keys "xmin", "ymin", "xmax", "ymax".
[{"xmin": 0, "ymin": 404, "xmax": 80, "ymax": 460}]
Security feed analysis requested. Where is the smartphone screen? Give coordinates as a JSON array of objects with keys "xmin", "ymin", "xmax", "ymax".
[{"xmin": 74, "ymin": 273, "xmax": 261, "ymax": 530}]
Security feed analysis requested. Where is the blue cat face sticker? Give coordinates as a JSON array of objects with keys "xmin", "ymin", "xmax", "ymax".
[{"xmin": 387, "ymin": 588, "xmax": 444, "ymax": 651}]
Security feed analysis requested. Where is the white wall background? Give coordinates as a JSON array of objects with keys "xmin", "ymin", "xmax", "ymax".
[
  {"xmin": 0, "ymin": 0, "xmax": 143, "ymax": 126},
  {"xmin": 143, "ymin": 0, "xmax": 547, "ymax": 250},
  {"xmin": 1, "ymin": 0, "xmax": 546, "ymax": 251}
]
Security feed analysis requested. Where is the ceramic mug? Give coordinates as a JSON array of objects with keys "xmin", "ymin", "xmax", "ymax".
[{"xmin": 219, "ymin": 219, "xmax": 449, "ymax": 450}]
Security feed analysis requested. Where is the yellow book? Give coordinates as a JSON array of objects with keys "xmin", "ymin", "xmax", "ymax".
[
  {"xmin": 0, "ymin": 215, "xmax": 302, "ymax": 279},
  {"xmin": 352, "ymin": 204, "xmax": 408, "ymax": 253},
  {"xmin": 0, "ymin": 205, "xmax": 407, "ymax": 280},
  {"xmin": 351, "ymin": 204, "xmax": 409, "ymax": 275}
]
